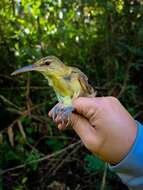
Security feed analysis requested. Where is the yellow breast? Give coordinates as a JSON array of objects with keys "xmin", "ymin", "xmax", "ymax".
[{"xmin": 50, "ymin": 76, "xmax": 73, "ymax": 97}]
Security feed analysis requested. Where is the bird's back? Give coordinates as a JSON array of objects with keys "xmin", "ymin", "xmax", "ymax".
[{"xmin": 69, "ymin": 66, "xmax": 96, "ymax": 98}]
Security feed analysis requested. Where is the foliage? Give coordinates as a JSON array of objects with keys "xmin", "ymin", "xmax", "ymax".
[
  {"xmin": 0, "ymin": 0, "xmax": 143, "ymax": 189},
  {"xmin": 84, "ymin": 154, "xmax": 104, "ymax": 174}
]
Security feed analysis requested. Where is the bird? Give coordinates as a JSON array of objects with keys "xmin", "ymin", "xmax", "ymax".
[{"xmin": 11, "ymin": 56, "xmax": 96, "ymax": 126}]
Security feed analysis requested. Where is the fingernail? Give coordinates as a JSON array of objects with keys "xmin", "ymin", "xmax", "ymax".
[
  {"xmin": 58, "ymin": 124, "xmax": 62, "ymax": 130},
  {"xmin": 48, "ymin": 112, "xmax": 51, "ymax": 117}
]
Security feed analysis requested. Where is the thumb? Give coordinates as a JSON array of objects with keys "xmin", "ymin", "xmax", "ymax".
[{"xmin": 73, "ymin": 97, "xmax": 97, "ymax": 119}]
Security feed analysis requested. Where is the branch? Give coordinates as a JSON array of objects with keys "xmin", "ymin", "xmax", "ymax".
[
  {"xmin": 100, "ymin": 163, "xmax": 107, "ymax": 190},
  {"xmin": 117, "ymin": 57, "xmax": 133, "ymax": 99},
  {"xmin": 1, "ymin": 140, "xmax": 82, "ymax": 174}
]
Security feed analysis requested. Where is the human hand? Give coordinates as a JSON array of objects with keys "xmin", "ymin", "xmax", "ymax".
[{"xmin": 49, "ymin": 97, "xmax": 137, "ymax": 164}]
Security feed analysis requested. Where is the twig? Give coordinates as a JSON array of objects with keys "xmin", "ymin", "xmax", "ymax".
[
  {"xmin": 117, "ymin": 58, "xmax": 133, "ymax": 99},
  {"xmin": 0, "ymin": 111, "xmax": 50, "ymax": 133},
  {"xmin": 0, "ymin": 95, "xmax": 21, "ymax": 110},
  {"xmin": 1, "ymin": 140, "xmax": 81, "ymax": 174},
  {"xmin": 0, "ymin": 74, "xmax": 13, "ymax": 80},
  {"xmin": 134, "ymin": 110, "xmax": 143, "ymax": 119},
  {"xmin": 34, "ymin": 135, "xmax": 73, "ymax": 148},
  {"xmin": 100, "ymin": 163, "xmax": 107, "ymax": 190},
  {"xmin": 52, "ymin": 143, "xmax": 81, "ymax": 175},
  {"xmin": 17, "ymin": 120, "xmax": 26, "ymax": 140},
  {"xmin": 26, "ymin": 75, "xmax": 32, "ymax": 117},
  {"xmin": 17, "ymin": 120, "xmax": 45, "ymax": 156}
]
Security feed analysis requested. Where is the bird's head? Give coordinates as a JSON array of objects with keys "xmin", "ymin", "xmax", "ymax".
[{"xmin": 11, "ymin": 56, "xmax": 66, "ymax": 77}]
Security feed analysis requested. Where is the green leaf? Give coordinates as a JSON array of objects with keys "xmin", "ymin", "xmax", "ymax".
[{"xmin": 84, "ymin": 154, "xmax": 104, "ymax": 173}]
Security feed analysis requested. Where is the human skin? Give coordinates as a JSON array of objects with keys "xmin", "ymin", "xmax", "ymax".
[{"xmin": 49, "ymin": 97, "xmax": 137, "ymax": 165}]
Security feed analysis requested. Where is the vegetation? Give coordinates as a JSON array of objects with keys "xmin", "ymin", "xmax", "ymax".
[{"xmin": 0, "ymin": 0, "xmax": 143, "ymax": 189}]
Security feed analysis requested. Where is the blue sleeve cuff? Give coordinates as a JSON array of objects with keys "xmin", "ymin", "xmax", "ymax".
[{"xmin": 109, "ymin": 121, "xmax": 143, "ymax": 190}]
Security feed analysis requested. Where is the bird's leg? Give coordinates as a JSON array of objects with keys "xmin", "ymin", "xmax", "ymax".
[
  {"xmin": 59, "ymin": 106, "xmax": 74, "ymax": 126},
  {"xmin": 50, "ymin": 97, "xmax": 74, "ymax": 127},
  {"xmin": 59, "ymin": 97, "xmax": 74, "ymax": 126},
  {"xmin": 50, "ymin": 104, "xmax": 74, "ymax": 126}
]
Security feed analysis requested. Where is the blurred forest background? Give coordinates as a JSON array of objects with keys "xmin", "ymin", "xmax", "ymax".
[{"xmin": 0, "ymin": 0, "xmax": 143, "ymax": 189}]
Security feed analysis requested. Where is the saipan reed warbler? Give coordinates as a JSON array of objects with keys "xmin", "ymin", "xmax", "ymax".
[{"xmin": 11, "ymin": 56, "xmax": 96, "ymax": 126}]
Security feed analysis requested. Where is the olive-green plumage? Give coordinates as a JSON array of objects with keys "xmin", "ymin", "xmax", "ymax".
[
  {"xmin": 11, "ymin": 56, "xmax": 96, "ymax": 105},
  {"xmin": 11, "ymin": 56, "xmax": 96, "ymax": 123}
]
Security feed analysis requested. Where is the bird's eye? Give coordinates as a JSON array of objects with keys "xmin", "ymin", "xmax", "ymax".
[{"xmin": 44, "ymin": 61, "xmax": 51, "ymax": 66}]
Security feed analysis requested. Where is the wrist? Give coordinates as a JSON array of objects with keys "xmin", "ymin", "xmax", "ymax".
[{"xmin": 109, "ymin": 121, "xmax": 143, "ymax": 189}]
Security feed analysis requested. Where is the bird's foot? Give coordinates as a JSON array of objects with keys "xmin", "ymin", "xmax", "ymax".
[
  {"xmin": 60, "ymin": 106, "xmax": 74, "ymax": 126},
  {"xmin": 50, "ymin": 103, "xmax": 64, "ymax": 121},
  {"xmin": 50, "ymin": 104, "xmax": 74, "ymax": 127}
]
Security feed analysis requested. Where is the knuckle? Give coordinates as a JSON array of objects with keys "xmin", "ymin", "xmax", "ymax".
[
  {"xmin": 106, "ymin": 96, "xmax": 119, "ymax": 104},
  {"xmin": 87, "ymin": 107, "xmax": 96, "ymax": 117}
]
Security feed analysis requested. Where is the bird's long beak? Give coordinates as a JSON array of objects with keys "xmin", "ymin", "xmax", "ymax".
[{"xmin": 11, "ymin": 64, "xmax": 38, "ymax": 76}]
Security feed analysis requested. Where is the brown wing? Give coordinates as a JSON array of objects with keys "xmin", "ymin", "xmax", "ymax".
[{"xmin": 71, "ymin": 67, "xmax": 96, "ymax": 97}]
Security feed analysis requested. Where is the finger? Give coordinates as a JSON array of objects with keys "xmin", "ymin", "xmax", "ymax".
[
  {"xmin": 72, "ymin": 97, "xmax": 98, "ymax": 118},
  {"xmin": 70, "ymin": 113, "xmax": 99, "ymax": 153},
  {"xmin": 58, "ymin": 123, "xmax": 66, "ymax": 130},
  {"xmin": 49, "ymin": 110, "xmax": 68, "ymax": 130},
  {"xmin": 55, "ymin": 114, "xmax": 68, "ymax": 127}
]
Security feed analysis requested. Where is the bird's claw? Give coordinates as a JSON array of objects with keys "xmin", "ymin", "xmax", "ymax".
[
  {"xmin": 60, "ymin": 106, "xmax": 74, "ymax": 126},
  {"xmin": 50, "ymin": 104, "xmax": 74, "ymax": 127},
  {"xmin": 50, "ymin": 104, "xmax": 64, "ymax": 121}
]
